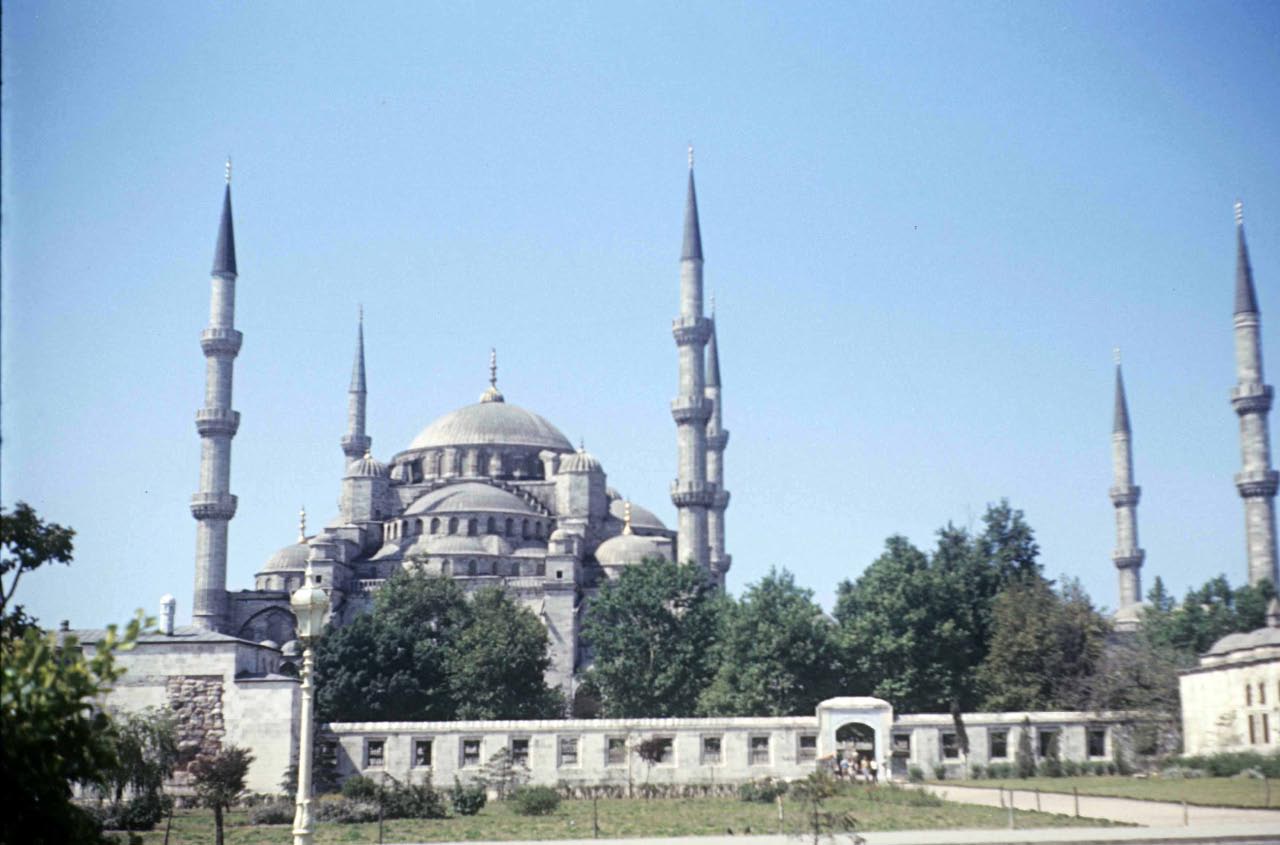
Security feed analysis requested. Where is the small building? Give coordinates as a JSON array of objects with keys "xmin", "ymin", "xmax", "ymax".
[{"xmin": 1180, "ymin": 599, "xmax": 1280, "ymax": 755}]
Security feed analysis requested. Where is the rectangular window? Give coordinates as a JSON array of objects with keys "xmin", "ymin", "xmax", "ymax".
[
  {"xmin": 511, "ymin": 738, "xmax": 530, "ymax": 766},
  {"xmin": 892, "ymin": 733, "xmax": 912, "ymax": 755},
  {"xmin": 1261, "ymin": 683, "xmax": 1268, "ymax": 706},
  {"xmin": 749, "ymin": 735, "xmax": 770, "ymax": 766},
  {"xmin": 989, "ymin": 730, "xmax": 1008, "ymax": 759},
  {"xmin": 461, "ymin": 738, "xmax": 481, "ymax": 767},
  {"xmin": 1250, "ymin": 714, "xmax": 1259, "ymax": 745},
  {"xmin": 702, "ymin": 735, "xmax": 723, "ymax": 765},
  {"xmin": 1265, "ymin": 713, "xmax": 1272, "ymax": 745},
  {"xmin": 318, "ymin": 739, "xmax": 338, "ymax": 769},
  {"xmin": 798, "ymin": 734, "xmax": 818, "ymax": 762},
  {"xmin": 606, "ymin": 737, "xmax": 627, "ymax": 766},
  {"xmin": 941, "ymin": 731, "xmax": 959, "ymax": 759},
  {"xmin": 1087, "ymin": 728, "xmax": 1106, "ymax": 758},
  {"xmin": 1248, "ymin": 684, "xmax": 1254, "ymax": 706},
  {"xmin": 1038, "ymin": 730, "xmax": 1059, "ymax": 758},
  {"xmin": 365, "ymin": 739, "xmax": 385, "ymax": 768},
  {"xmin": 413, "ymin": 739, "xmax": 433, "ymax": 768},
  {"xmin": 559, "ymin": 736, "xmax": 579, "ymax": 767},
  {"xmin": 654, "ymin": 737, "xmax": 675, "ymax": 764}
]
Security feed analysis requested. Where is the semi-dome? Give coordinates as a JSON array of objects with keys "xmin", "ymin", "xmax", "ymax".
[
  {"xmin": 404, "ymin": 481, "xmax": 540, "ymax": 516},
  {"xmin": 260, "ymin": 539, "xmax": 310, "ymax": 573},
  {"xmin": 408, "ymin": 401, "xmax": 573, "ymax": 452},
  {"xmin": 608, "ymin": 498, "xmax": 667, "ymax": 532}
]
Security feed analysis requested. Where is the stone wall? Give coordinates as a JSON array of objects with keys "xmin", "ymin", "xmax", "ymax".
[{"xmin": 166, "ymin": 675, "xmax": 225, "ymax": 766}]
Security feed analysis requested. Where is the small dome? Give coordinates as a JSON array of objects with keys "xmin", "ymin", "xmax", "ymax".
[
  {"xmin": 404, "ymin": 482, "xmax": 540, "ymax": 516},
  {"xmin": 560, "ymin": 447, "xmax": 602, "ymax": 474},
  {"xmin": 348, "ymin": 451, "xmax": 389, "ymax": 478},
  {"xmin": 1206, "ymin": 626, "xmax": 1280, "ymax": 657},
  {"xmin": 259, "ymin": 639, "xmax": 280, "ymax": 650},
  {"xmin": 549, "ymin": 527, "xmax": 572, "ymax": 542},
  {"xmin": 282, "ymin": 639, "xmax": 302, "ymax": 657},
  {"xmin": 260, "ymin": 540, "xmax": 310, "ymax": 573},
  {"xmin": 408, "ymin": 401, "xmax": 573, "ymax": 452},
  {"xmin": 596, "ymin": 532, "xmax": 667, "ymax": 569},
  {"xmin": 608, "ymin": 498, "xmax": 667, "ymax": 532}
]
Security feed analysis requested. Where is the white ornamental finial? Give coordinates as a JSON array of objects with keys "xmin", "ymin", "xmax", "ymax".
[
  {"xmin": 298, "ymin": 506, "xmax": 307, "ymax": 543},
  {"xmin": 489, "ymin": 348, "xmax": 497, "ymax": 388},
  {"xmin": 688, "ymin": 143, "xmax": 694, "ymax": 170},
  {"xmin": 1113, "ymin": 346, "xmax": 1121, "ymax": 366},
  {"xmin": 623, "ymin": 500, "xmax": 633, "ymax": 535},
  {"xmin": 225, "ymin": 156, "xmax": 232, "ymax": 185},
  {"xmin": 1236, "ymin": 200, "xmax": 1245, "ymax": 227}
]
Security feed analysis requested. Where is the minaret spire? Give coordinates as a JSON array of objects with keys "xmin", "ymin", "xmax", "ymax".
[
  {"xmin": 341, "ymin": 307, "xmax": 371, "ymax": 464},
  {"xmin": 671, "ymin": 149, "xmax": 713, "ymax": 570},
  {"xmin": 1230, "ymin": 201, "xmax": 1279, "ymax": 587},
  {"xmin": 705, "ymin": 306, "xmax": 731, "ymax": 587},
  {"xmin": 1109, "ymin": 356, "xmax": 1144, "ymax": 630},
  {"xmin": 192, "ymin": 165, "xmax": 243, "ymax": 632}
]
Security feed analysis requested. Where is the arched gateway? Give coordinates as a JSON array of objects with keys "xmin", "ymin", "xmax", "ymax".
[{"xmin": 816, "ymin": 697, "xmax": 894, "ymax": 772}]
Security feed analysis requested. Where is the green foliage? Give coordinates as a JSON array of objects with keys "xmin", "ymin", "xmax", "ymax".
[
  {"xmin": 189, "ymin": 745, "xmax": 253, "ymax": 845},
  {"xmin": 987, "ymin": 762, "xmax": 1013, "ymax": 778},
  {"xmin": 1, "ymin": 502, "xmax": 152, "ymax": 845},
  {"xmin": 907, "ymin": 765, "xmax": 924, "ymax": 783},
  {"xmin": 977, "ymin": 575, "xmax": 1108, "ymax": 711},
  {"xmin": 969, "ymin": 763, "xmax": 986, "ymax": 779},
  {"xmin": 1037, "ymin": 733, "xmax": 1063, "ymax": 777},
  {"xmin": 341, "ymin": 774, "xmax": 380, "ymax": 801},
  {"xmin": 248, "ymin": 800, "xmax": 294, "ymax": 825},
  {"xmin": 582, "ymin": 559, "xmax": 723, "ymax": 717},
  {"xmin": 1015, "ymin": 718, "xmax": 1036, "ymax": 779},
  {"xmin": 932, "ymin": 763, "xmax": 946, "ymax": 780},
  {"xmin": 1143, "ymin": 575, "xmax": 1275, "ymax": 659},
  {"xmin": 482, "ymin": 747, "xmax": 529, "ymax": 800},
  {"xmin": 789, "ymin": 770, "xmax": 858, "ymax": 842},
  {"xmin": 315, "ymin": 571, "xmax": 562, "ymax": 721},
  {"xmin": 100, "ymin": 708, "xmax": 179, "ymax": 810},
  {"xmin": 698, "ymin": 568, "xmax": 838, "ymax": 717},
  {"xmin": 511, "ymin": 785, "xmax": 561, "ymax": 816},
  {"xmin": 450, "ymin": 778, "xmax": 488, "ymax": 816},
  {"xmin": 737, "ymin": 777, "xmax": 789, "ymax": 803},
  {"xmin": 312, "ymin": 796, "xmax": 380, "ymax": 823},
  {"xmin": 1172, "ymin": 750, "xmax": 1280, "ymax": 778}
]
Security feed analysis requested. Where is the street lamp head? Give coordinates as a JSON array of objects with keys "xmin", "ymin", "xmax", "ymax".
[{"xmin": 290, "ymin": 563, "xmax": 330, "ymax": 641}]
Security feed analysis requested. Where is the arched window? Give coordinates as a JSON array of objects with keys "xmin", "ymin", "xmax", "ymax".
[
  {"xmin": 430, "ymin": 517, "xmax": 440, "ymax": 534},
  {"xmin": 414, "ymin": 519, "xmax": 423, "ymax": 535},
  {"xmin": 467, "ymin": 560, "xmax": 477, "ymax": 576},
  {"xmin": 505, "ymin": 518, "xmax": 513, "ymax": 536},
  {"xmin": 467, "ymin": 518, "xmax": 478, "ymax": 537},
  {"xmin": 448, "ymin": 517, "xmax": 458, "ymax": 535},
  {"xmin": 535, "ymin": 521, "xmax": 544, "ymax": 540},
  {"xmin": 486, "ymin": 516, "xmax": 496, "ymax": 535},
  {"xmin": 522, "ymin": 519, "xmax": 531, "ymax": 540}
]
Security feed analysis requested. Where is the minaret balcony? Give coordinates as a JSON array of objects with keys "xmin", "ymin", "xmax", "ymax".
[
  {"xmin": 1231, "ymin": 383, "xmax": 1274, "ymax": 415},
  {"xmin": 706, "ymin": 430, "xmax": 730, "ymax": 451},
  {"xmin": 190, "ymin": 492, "xmax": 238, "ymax": 520},
  {"xmin": 341, "ymin": 433, "xmax": 372, "ymax": 455},
  {"xmin": 1236, "ymin": 469, "xmax": 1280, "ymax": 498},
  {"xmin": 1112, "ymin": 549, "xmax": 1145, "ymax": 568},
  {"xmin": 670, "ymin": 480, "xmax": 716, "ymax": 507},
  {"xmin": 195, "ymin": 408, "xmax": 241, "ymax": 436},
  {"xmin": 671, "ymin": 316, "xmax": 712, "ymax": 346},
  {"xmin": 711, "ymin": 489, "xmax": 731, "ymax": 509},
  {"xmin": 200, "ymin": 328, "xmax": 243, "ymax": 356},
  {"xmin": 1108, "ymin": 485, "xmax": 1141, "ymax": 507},
  {"xmin": 670, "ymin": 396, "xmax": 713, "ymax": 423}
]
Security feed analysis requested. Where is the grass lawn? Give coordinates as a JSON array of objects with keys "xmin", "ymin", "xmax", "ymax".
[
  {"xmin": 135, "ymin": 786, "xmax": 1118, "ymax": 843},
  {"xmin": 976, "ymin": 776, "xmax": 1279, "ymax": 809}
]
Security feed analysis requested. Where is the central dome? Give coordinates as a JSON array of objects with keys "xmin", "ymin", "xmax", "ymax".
[{"xmin": 408, "ymin": 401, "xmax": 574, "ymax": 452}]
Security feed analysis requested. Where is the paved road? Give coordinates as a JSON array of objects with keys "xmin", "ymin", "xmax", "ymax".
[
  {"xmin": 920, "ymin": 783, "xmax": 1280, "ymax": 829},
  {"xmin": 389, "ymin": 824, "xmax": 1280, "ymax": 845}
]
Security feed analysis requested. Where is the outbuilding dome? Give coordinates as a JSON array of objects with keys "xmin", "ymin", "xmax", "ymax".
[{"xmin": 408, "ymin": 401, "xmax": 573, "ymax": 452}]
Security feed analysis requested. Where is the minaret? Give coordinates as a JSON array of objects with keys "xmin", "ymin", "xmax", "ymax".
[
  {"xmin": 705, "ymin": 300, "xmax": 731, "ymax": 587},
  {"xmin": 670, "ymin": 146, "xmax": 713, "ymax": 570},
  {"xmin": 1109, "ymin": 352, "xmax": 1144, "ymax": 629},
  {"xmin": 191, "ymin": 160, "xmax": 242, "ymax": 632},
  {"xmin": 1231, "ymin": 201, "xmax": 1279, "ymax": 587},
  {"xmin": 340, "ymin": 307, "xmax": 371, "ymax": 465}
]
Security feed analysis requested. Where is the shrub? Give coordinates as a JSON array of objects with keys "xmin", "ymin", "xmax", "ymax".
[
  {"xmin": 738, "ymin": 777, "xmax": 789, "ymax": 803},
  {"xmin": 987, "ymin": 762, "xmax": 1013, "ymax": 779},
  {"xmin": 969, "ymin": 764, "xmax": 986, "ymax": 779},
  {"xmin": 1015, "ymin": 719, "xmax": 1036, "ymax": 779},
  {"xmin": 450, "ymin": 779, "xmax": 487, "ymax": 816},
  {"xmin": 512, "ymin": 786, "xmax": 561, "ymax": 816},
  {"xmin": 383, "ymin": 779, "xmax": 447, "ymax": 820},
  {"xmin": 249, "ymin": 800, "xmax": 294, "ymax": 825},
  {"xmin": 932, "ymin": 763, "xmax": 946, "ymax": 781},
  {"xmin": 907, "ymin": 765, "xmax": 924, "ymax": 784},
  {"xmin": 1062, "ymin": 759, "xmax": 1081, "ymax": 777},
  {"xmin": 341, "ymin": 775, "xmax": 380, "ymax": 802},
  {"xmin": 115, "ymin": 792, "xmax": 172, "ymax": 831},
  {"xmin": 313, "ymin": 797, "xmax": 379, "ymax": 824},
  {"xmin": 1173, "ymin": 751, "xmax": 1280, "ymax": 778}
]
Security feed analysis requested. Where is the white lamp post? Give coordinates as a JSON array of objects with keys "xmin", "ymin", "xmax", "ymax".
[{"xmin": 290, "ymin": 561, "xmax": 330, "ymax": 845}]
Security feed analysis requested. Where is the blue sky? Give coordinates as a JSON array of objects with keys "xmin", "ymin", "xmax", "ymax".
[{"xmin": 3, "ymin": 1, "xmax": 1278, "ymax": 628}]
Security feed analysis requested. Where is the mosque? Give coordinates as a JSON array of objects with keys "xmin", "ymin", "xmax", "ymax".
[{"xmin": 188, "ymin": 155, "xmax": 731, "ymax": 696}]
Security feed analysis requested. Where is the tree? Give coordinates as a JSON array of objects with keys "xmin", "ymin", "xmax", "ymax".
[
  {"xmin": 977, "ymin": 575, "xmax": 1108, "ymax": 711},
  {"xmin": 315, "ymin": 570, "xmax": 562, "ymax": 721},
  {"xmin": 1142, "ymin": 574, "xmax": 1275, "ymax": 659},
  {"xmin": 190, "ymin": 745, "xmax": 253, "ymax": 845},
  {"xmin": 98, "ymin": 708, "xmax": 178, "ymax": 831},
  {"xmin": 698, "ymin": 568, "xmax": 838, "ymax": 716},
  {"xmin": 582, "ymin": 558, "xmax": 723, "ymax": 717},
  {"xmin": 1, "ymin": 501, "xmax": 146, "ymax": 845},
  {"xmin": 1015, "ymin": 716, "xmax": 1035, "ymax": 779}
]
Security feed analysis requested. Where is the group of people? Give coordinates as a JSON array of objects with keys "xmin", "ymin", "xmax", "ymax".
[{"xmin": 832, "ymin": 752, "xmax": 878, "ymax": 783}]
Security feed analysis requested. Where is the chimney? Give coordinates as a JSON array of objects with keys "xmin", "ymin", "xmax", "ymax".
[{"xmin": 160, "ymin": 594, "xmax": 177, "ymax": 636}]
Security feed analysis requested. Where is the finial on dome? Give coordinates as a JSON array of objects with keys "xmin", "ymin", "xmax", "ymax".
[
  {"xmin": 623, "ymin": 500, "xmax": 633, "ymax": 535},
  {"xmin": 710, "ymin": 292, "xmax": 716, "ymax": 319},
  {"xmin": 579, "ymin": 437, "xmax": 586, "ymax": 452},
  {"xmin": 1114, "ymin": 346, "xmax": 1121, "ymax": 366},
  {"xmin": 489, "ymin": 348, "xmax": 497, "ymax": 388},
  {"xmin": 358, "ymin": 303, "xmax": 363, "ymax": 324},
  {"xmin": 225, "ymin": 156, "xmax": 232, "ymax": 185},
  {"xmin": 1235, "ymin": 200, "xmax": 1244, "ymax": 227},
  {"xmin": 688, "ymin": 143, "xmax": 694, "ymax": 170},
  {"xmin": 298, "ymin": 506, "xmax": 307, "ymax": 543}
]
